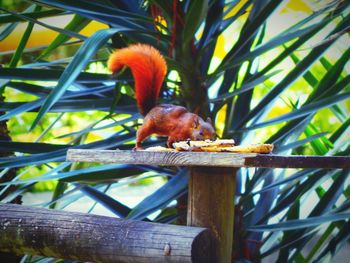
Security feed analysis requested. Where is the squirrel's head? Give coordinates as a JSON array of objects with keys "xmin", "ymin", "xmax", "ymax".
[{"xmin": 192, "ymin": 117, "xmax": 216, "ymax": 141}]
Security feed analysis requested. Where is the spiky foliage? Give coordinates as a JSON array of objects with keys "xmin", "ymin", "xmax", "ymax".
[{"xmin": 0, "ymin": 0, "xmax": 349, "ymax": 262}]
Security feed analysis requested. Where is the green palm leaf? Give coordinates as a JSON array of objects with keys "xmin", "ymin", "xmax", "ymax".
[{"xmin": 31, "ymin": 28, "xmax": 124, "ymax": 129}]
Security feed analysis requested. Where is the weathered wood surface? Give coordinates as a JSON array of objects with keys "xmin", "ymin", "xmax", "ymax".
[
  {"xmin": 188, "ymin": 167, "xmax": 236, "ymax": 263},
  {"xmin": 64, "ymin": 149, "xmax": 350, "ymax": 263},
  {"xmin": 0, "ymin": 204, "xmax": 214, "ymax": 263},
  {"xmin": 67, "ymin": 149, "xmax": 350, "ymax": 168}
]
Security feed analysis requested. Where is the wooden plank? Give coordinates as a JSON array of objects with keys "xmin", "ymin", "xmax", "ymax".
[
  {"xmin": 245, "ymin": 155, "xmax": 350, "ymax": 169},
  {"xmin": 0, "ymin": 203, "xmax": 215, "ymax": 263},
  {"xmin": 67, "ymin": 149, "xmax": 256, "ymax": 167},
  {"xmin": 67, "ymin": 149, "xmax": 350, "ymax": 168},
  {"xmin": 188, "ymin": 167, "xmax": 236, "ymax": 263}
]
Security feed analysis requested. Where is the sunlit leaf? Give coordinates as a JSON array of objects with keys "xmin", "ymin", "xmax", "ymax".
[
  {"xmin": 75, "ymin": 183, "xmax": 131, "ymax": 218},
  {"xmin": 248, "ymin": 212, "xmax": 350, "ymax": 232},
  {"xmin": 39, "ymin": 14, "xmax": 91, "ymax": 58},
  {"xmin": 243, "ymin": 92, "xmax": 350, "ymax": 130},
  {"xmin": 31, "ymin": 28, "xmax": 127, "ymax": 130},
  {"xmin": 182, "ymin": 0, "xmax": 209, "ymax": 47}
]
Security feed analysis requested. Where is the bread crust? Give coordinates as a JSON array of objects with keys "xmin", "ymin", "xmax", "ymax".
[{"xmin": 142, "ymin": 139, "xmax": 274, "ymax": 154}]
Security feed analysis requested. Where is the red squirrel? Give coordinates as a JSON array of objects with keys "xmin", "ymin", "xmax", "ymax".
[{"xmin": 107, "ymin": 44, "xmax": 216, "ymax": 149}]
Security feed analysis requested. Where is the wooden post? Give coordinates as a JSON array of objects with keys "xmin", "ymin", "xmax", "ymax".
[
  {"xmin": 188, "ymin": 167, "xmax": 236, "ymax": 263},
  {"xmin": 0, "ymin": 204, "xmax": 214, "ymax": 263}
]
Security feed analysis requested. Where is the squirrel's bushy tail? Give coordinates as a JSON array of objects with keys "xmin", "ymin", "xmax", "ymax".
[{"xmin": 108, "ymin": 44, "xmax": 167, "ymax": 115}]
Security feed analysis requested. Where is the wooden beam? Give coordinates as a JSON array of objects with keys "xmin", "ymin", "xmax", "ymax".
[
  {"xmin": 67, "ymin": 149, "xmax": 350, "ymax": 168},
  {"xmin": 188, "ymin": 167, "xmax": 236, "ymax": 263},
  {"xmin": 0, "ymin": 204, "xmax": 215, "ymax": 263},
  {"xmin": 244, "ymin": 154, "xmax": 350, "ymax": 168}
]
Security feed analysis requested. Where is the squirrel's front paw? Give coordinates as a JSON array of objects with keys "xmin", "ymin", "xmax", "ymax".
[{"xmin": 132, "ymin": 146, "xmax": 143, "ymax": 151}]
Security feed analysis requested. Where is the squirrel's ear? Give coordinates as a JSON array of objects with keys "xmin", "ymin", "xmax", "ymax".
[
  {"xmin": 206, "ymin": 117, "xmax": 212, "ymax": 125},
  {"xmin": 193, "ymin": 116, "xmax": 200, "ymax": 128}
]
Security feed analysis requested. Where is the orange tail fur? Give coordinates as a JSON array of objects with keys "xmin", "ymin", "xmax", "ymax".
[{"xmin": 107, "ymin": 44, "xmax": 167, "ymax": 115}]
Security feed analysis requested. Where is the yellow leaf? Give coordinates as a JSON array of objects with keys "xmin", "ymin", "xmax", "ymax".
[{"xmin": 281, "ymin": 0, "xmax": 312, "ymax": 14}]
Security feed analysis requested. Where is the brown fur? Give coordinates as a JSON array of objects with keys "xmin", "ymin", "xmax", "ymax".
[
  {"xmin": 135, "ymin": 104, "xmax": 215, "ymax": 149},
  {"xmin": 108, "ymin": 44, "xmax": 216, "ymax": 149}
]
